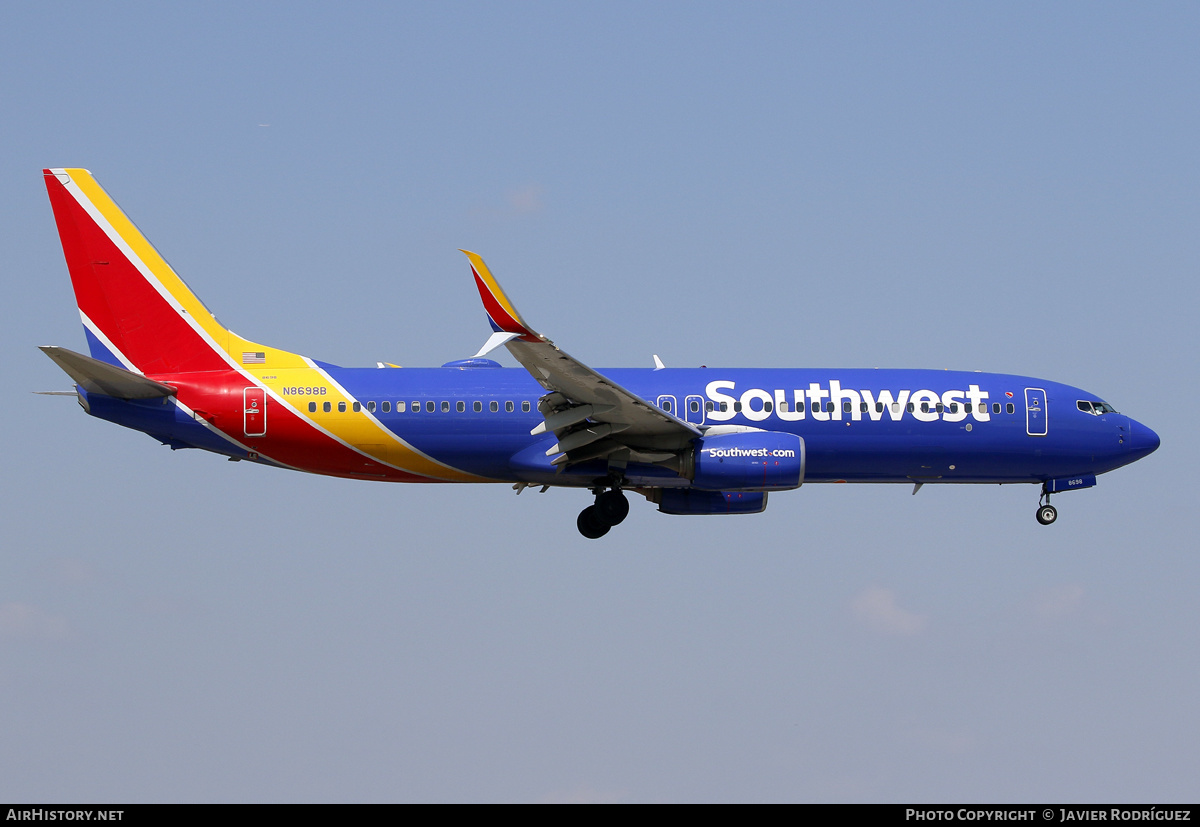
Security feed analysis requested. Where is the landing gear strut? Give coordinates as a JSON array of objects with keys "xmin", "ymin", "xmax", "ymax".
[
  {"xmin": 577, "ymin": 488, "xmax": 629, "ymax": 539},
  {"xmin": 1036, "ymin": 484, "xmax": 1058, "ymax": 525}
]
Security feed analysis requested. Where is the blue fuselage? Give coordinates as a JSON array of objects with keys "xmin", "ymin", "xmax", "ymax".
[
  {"xmin": 84, "ymin": 363, "xmax": 1158, "ymax": 491},
  {"xmin": 306, "ymin": 364, "xmax": 1157, "ymax": 487}
]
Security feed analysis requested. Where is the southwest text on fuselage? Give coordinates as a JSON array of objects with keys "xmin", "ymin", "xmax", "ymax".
[{"xmin": 704, "ymin": 380, "xmax": 992, "ymax": 423}]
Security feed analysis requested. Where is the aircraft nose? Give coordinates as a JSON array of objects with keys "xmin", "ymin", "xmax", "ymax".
[{"xmin": 1125, "ymin": 417, "xmax": 1160, "ymax": 461}]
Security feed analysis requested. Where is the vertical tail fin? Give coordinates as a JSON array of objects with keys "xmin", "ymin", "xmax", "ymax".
[{"xmin": 44, "ymin": 168, "xmax": 234, "ymax": 374}]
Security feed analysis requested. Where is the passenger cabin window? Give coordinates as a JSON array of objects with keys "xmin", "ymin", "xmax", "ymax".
[
  {"xmin": 733, "ymin": 402, "xmax": 743, "ymax": 413},
  {"xmin": 992, "ymin": 403, "xmax": 1001, "ymax": 414},
  {"xmin": 382, "ymin": 401, "xmax": 391, "ymax": 413},
  {"xmin": 906, "ymin": 403, "xmax": 915, "ymax": 413},
  {"xmin": 876, "ymin": 403, "xmax": 885, "ymax": 413},
  {"xmin": 719, "ymin": 402, "xmax": 728, "ymax": 412},
  {"xmin": 352, "ymin": 402, "xmax": 360, "ymax": 412},
  {"xmin": 308, "ymin": 402, "xmax": 316, "ymax": 413},
  {"xmin": 490, "ymin": 401, "xmax": 499, "ymax": 412},
  {"xmin": 367, "ymin": 401, "xmax": 376, "ymax": 413},
  {"xmin": 441, "ymin": 401, "xmax": 450, "ymax": 412},
  {"xmin": 1006, "ymin": 403, "xmax": 1015, "ymax": 414},
  {"xmin": 426, "ymin": 401, "xmax": 435, "ymax": 413},
  {"xmin": 811, "ymin": 402, "xmax": 820, "ymax": 414},
  {"xmin": 690, "ymin": 400, "xmax": 700, "ymax": 413},
  {"xmin": 522, "ymin": 401, "xmax": 531, "ymax": 413},
  {"xmin": 456, "ymin": 401, "xmax": 465, "ymax": 413},
  {"xmin": 338, "ymin": 402, "xmax": 346, "ymax": 413},
  {"xmin": 505, "ymin": 401, "xmax": 514, "ymax": 412},
  {"xmin": 843, "ymin": 401, "xmax": 852, "ymax": 413},
  {"xmin": 474, "ymin": 401, "xmax": 482, "ymax": 412},
  {"xmin": 661, "ymin": 400, "xmax": 672, "ymax": 412},
  {"xmin": 825, "ymin": 402, "xmax": 834, "ymax": 413},
  {"xmin": 323, "ymin": 401, "xmax": 331, "ymax": 413},
  {"xmin": 764, "ymin": 401, "xmax": 773, "ymax": 413},
  {"xmin": 705, "ymin": 401, "xmax": 714, "ymax": 412}
]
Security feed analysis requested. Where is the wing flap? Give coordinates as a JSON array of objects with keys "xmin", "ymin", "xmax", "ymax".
[{"xmin": 530, "ymin": 403, "xmax": 614, "ymax": 436}]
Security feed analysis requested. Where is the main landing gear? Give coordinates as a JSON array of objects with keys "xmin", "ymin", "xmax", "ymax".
[
  {"xmin": 1036, "ymin": 484, "xmax": 1058, "ymax": 526},
  {"xmin": 577, "ymin": 488, "xmax": 630, "ymax": 539}
]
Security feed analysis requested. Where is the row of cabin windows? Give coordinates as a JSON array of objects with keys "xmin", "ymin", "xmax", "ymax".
[
  {"xmin": 307, "ymin": 399, "xmax": 533, "ymax": 414},
  {"xmin": 703, "ymin": 400, "xmax": 1020, "ymax": 415},
  {"xmin": 307, "ymin": 396, "xmax": 1024, "ymax": 417}
]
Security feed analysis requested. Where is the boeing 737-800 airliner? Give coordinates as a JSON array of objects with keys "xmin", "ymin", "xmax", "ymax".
[{"xmin": 40, "ymin": 169, "xmax": 1159, "ymax": 538}]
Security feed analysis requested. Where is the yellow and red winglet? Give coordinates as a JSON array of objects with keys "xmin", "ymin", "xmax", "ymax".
[{"xmin": 461, "ymin": 250, "xmax": 543, "ymax": 342}]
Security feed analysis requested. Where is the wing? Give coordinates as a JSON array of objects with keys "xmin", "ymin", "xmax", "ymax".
[{"xmin": 462, "ymin": 251, "xmax": 700, "ymax": 468}]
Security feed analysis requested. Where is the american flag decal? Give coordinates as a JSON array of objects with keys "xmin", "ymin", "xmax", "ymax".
[{"xmin": 242, "ymin": 352, "xmax": 266, "ymax": 364}]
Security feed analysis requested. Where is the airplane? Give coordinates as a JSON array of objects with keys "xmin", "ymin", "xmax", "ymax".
[{"xmin": 40, "ymin": 168, "xmax": 1160, "ymax": 538}]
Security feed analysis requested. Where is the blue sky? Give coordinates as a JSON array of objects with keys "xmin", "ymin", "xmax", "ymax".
[{"xmin": 2, "ymin": 2, "xmax": 1197, "ymax": 802}]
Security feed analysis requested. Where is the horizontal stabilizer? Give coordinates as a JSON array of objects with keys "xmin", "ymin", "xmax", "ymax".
[{"xmin": 39, "ymin": 346, "xmax": 176, "ymax": 399}]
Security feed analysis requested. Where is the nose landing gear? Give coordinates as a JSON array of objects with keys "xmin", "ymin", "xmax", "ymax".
[
  {"xmin": 577, "ymin": 488, "xmax": 630, "ymax": 539},
  {"xmin": 1036, "ymin": 484, "xmax": 1058, "ymax": 525}
]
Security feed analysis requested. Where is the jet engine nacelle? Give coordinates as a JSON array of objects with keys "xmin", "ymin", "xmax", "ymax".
[
  {"xmin": 651, "ymin": 489, "xmax": 769, "ymax": 515},
  {"xmin": 688, "ymin": 432, "xmax": 805, "ymax": 491}
]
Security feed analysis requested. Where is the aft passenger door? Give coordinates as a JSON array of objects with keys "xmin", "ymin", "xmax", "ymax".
[
  {"xmin": 1025, "ymin": 387, "xmax": 1047, "ymax": 436},
  {"xmin": 244, "ymin": 387, "xmax": 267, "ymax": 437}
]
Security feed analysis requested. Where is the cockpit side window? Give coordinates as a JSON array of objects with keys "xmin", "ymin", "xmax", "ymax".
[
  {"xmin": 1079, "ymin": 400, "xmax": 1117, "ymax": 415},
  {"xmin": 1078, "ymin": 401, "xmax": 1095, "ymax": 414}
]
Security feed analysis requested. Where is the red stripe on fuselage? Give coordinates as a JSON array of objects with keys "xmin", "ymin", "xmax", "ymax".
[{"xmin": 157, "ymin": 370, "xmax": 441, "ymax": 482}]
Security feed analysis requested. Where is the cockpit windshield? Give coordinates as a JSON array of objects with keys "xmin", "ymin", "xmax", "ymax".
[{"xmin": 1077, "ymin": 400, "xmax": 1118, "ymax": 415}]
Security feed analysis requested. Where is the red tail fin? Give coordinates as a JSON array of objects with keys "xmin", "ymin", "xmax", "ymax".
[{"xmin": 44, "ymin": 168, "xmax": 232, "ymax": 374}]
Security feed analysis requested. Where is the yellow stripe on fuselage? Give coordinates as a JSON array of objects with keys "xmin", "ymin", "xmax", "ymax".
[{"xmin": 247, "ymin": 358, "xmax": 491, "ymax": 483}]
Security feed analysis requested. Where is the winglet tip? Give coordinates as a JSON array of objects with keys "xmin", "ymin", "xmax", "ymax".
[{"xmin": 459, "ymin": 249, "xmax": 485, "ymax": 270}]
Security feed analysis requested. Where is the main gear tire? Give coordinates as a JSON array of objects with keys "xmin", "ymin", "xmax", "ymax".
[
  {"xmin": 577, "ymin": 505, "xmax": 611, "ymax": 539},
  {"xmin": 596, "ymin": 490, "xmax": 630, "ymax": 525}
]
